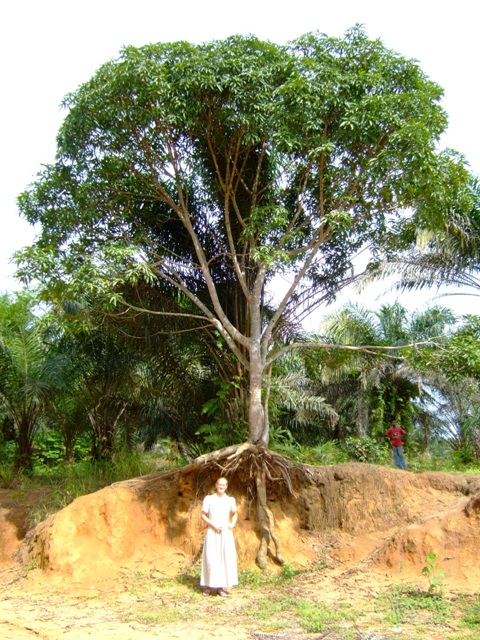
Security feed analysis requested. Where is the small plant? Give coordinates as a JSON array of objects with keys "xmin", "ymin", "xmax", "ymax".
[
  {"xmin": 278, "ymin": 562, "xmax": 297, "ymax": 581},
  {"xmin": 24, "ymin": 559, "xmax": 38, "ymax": 572},
  {"xmin": 422, "ymin": 552, "xmax": 445, "ymax": 595}
]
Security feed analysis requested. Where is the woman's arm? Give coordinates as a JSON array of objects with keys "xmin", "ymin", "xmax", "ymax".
[
  {"xmin": 228, "ymin": 507, "xmax": 238, "ymax": 530},
  {"xmin": 229, "ymin": 496, "xmax": 238, "ymax": 529},
  {"xmin": 202, "ymin": 511, "xmax": 222, "ymax": 533}
]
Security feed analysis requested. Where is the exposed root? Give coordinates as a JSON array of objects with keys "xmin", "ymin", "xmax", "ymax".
[
  {"xmin": 182, "ymin": 442, "xmax": 257, "ymax": 472},
  {"xmin": 255, "ymin": 467, "xmax": 284, "ymax": 568},
  {"xmin": 119, "ymin": 441, "xmax": 298, "ymax": 569},
  {"xmin": 188, "ymin": 442, "xmax": 294, "ymax": 568}
]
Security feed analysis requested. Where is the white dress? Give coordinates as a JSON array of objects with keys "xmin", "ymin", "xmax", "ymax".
[{"xmin": 200, "ymin": 493, "xmax": 238, "ymax": 588}]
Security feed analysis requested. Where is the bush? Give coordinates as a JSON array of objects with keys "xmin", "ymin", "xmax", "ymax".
[
  {"xmin": 33, "ymin": 431, "xmax": 66, "ymax": 466},
  {"xmin": 306, "ymin": 441, "xmax": 349, "ymax": 465},
  {"xmin": 342, "ymin": 435, "xmax": 390, "ymax": 464}
]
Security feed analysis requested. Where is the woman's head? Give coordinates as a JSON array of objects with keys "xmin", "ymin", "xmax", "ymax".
[{"xmin": 215, "ymin": 477, "xmax": 228, "ymax": 494}]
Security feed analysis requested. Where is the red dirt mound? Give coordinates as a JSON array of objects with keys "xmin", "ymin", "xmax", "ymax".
[{"xmin": 4, "ymin": 463, "xmax": 480, "ymax": 593}]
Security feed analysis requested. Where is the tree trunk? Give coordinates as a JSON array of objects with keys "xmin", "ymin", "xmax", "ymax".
[
  {"xmin": 64, "ymin": 433, "xmax": 75, "ymax": 463},
  {"xmin": 248, "ymin": 289, "xmax": 268, "ymax": 445},
  {"xmin": 14, "ymin": 415, "xmax": 35, "ymax": 471},
  {"xmin": 248, "ymin": 344, "xmax": 265, "ymax": 443},
  {"xmin": 91, "ymin": 418, "xmax": 115, "ymax": 460}
]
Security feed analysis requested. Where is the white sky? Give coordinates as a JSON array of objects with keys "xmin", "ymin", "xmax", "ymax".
[{"xmin": 1, "ymin": 0, "xmax": 479, "ymax": 323}]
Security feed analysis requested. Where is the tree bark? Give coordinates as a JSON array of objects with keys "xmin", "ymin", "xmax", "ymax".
[{"xmin": 248, "ymin": 347, "xmax": 265, "ymax": 443}]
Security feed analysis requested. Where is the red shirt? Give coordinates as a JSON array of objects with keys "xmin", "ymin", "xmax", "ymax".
[{"xmin": 385, "ymin": 426, "xmax": 406, "ymax": 447}]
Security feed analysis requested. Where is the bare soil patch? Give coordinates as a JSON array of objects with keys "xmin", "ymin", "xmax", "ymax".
[{"xmin": 1, "ymin": 463, "xmax": 480, "ymax": 639}]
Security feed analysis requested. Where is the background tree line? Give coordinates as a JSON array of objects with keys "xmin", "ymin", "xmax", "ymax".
[{"xmin": 2, "ymin": 289, "xmax": 480, "ymax": 473}]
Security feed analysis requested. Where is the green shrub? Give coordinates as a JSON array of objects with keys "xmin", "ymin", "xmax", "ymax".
[
  {"xmin": 306, "ymin": 441, "xmax": 349, "ymax": 465},
  {"xmin": 342, "ymin": 435, "xmax": 390, "ymax": 464},
  {"xmin": 33, "ymin": 431, "xmax": 66, "ymax": 466}
]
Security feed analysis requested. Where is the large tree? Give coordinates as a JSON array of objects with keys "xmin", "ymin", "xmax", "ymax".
[{"xmin": 16, "ymin": 28, "xmax": 469, "ymax": 448}]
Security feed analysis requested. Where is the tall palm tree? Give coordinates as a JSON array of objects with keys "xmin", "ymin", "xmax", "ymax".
[
  {"xmin": 312, "ymin": 302, "xmax": 457, "ymax": 442},
  {"xmin": 0, "ymin": 292, "xmax": 51, "ymax": 469},
  {"xmin": 369, "ymin": 177, "xmax": 480, "ymax": 302}
]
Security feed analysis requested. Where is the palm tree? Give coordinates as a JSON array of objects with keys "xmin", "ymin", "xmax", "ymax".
[
  {"xmin": 369, "ymin": 177, "xmax": 480, "ymax": 302},
  {"xmin": 49, "ymin": 294, "xmax": 227, "ymax": 458},
  {"xmin": 266, "ymin": 349, "xmax": 339, "ymax": 446},
  {"xmin": 427, "ymin": 376, "xmax": 480, "ymax": 455},
  {"xmin": 0, "ymin": 292, "xmax": 51, "ymax": 469},
  {"xmin": 313, "ymin": 302, "xmax": 457, "ymax": 443}
]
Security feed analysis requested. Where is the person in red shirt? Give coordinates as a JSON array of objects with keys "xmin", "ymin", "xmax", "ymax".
[{"xmin": 384, "ymin": 420, "xmax": 407, "ymax": 469}]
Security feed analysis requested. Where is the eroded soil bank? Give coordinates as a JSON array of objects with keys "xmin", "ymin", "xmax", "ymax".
[{"xmin": 1, "ymin": 462, "xmax": 480, "ymax": 639}]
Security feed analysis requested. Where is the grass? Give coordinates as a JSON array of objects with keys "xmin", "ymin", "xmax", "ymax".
[
  {"xmin": 0, "ymin": 452, "xmax": 165, "ymax": 525},
  {"xmin": 379, "ymin": 584, "xmax": 452, "ymax": 627},
  {"xmin": 295, "ymin": 599, "xmax": 357, "ymax": 633},
  {"xmin": 238, "ymin": 567, "xmax": 271, "ymax": 589},
  {"xmin": 461, "ymin": 596, "xmax": 480, "ymax": 629},
  {"xmin": 106, "ymin": 568, "xmax": 480, "ymax": 639}
]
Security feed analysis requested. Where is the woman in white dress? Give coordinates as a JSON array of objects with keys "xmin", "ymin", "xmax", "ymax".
[{"xmin": 200, "ymin": 477, "xmax": 238, "ymax": 596}]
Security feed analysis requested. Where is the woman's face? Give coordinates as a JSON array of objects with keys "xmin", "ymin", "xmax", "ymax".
[{"xmin": 216, "ymin": 478, "xmax": 228, "ymax": 495}]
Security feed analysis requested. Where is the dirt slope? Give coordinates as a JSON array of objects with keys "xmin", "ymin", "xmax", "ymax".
[{"xmin": 2, "ymin": 462, "xmax": 479, "ymax": 592}]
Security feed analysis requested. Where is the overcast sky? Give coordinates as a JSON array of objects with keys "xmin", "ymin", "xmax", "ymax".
[{"xmin": 1, "ymin": 0, "xmax": 479, "ymax": 321}]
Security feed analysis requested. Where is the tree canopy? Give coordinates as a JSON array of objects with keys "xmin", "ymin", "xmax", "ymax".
[{"xmin": 16, "ymin": 27, "xmax": 471, "ymax": 446}]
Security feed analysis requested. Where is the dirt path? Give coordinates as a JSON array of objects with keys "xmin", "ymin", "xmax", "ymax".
[
  {"xmin": 0, "ymin": 565, "xmax": 256, "ymax": 640},
  {"xmin": 0, "ymin": 566, "xmax": 386, "ymax": 640}
]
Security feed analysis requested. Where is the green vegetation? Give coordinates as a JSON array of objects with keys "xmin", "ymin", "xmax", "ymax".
[
  {"xmin": 1, "ymin": 451, "xmax": 166, "ymax": 524},
  {"xmin": 296, "ymin": 599, "xmax": 356, "ymax": 633},
  {"xmin": 461, "ymin": 596, "xmax": 480, "ymax": 629},
  {"xmin": 238, "ymin": 567, "xmax": 271, "ymax": 589},
  {"xmin": 381, "ymin": 584, "xmax": 451, "ymax": 627},
  {"xmin": 422, "ymin": 552, "xmax": 445, "ymax": 595}
]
